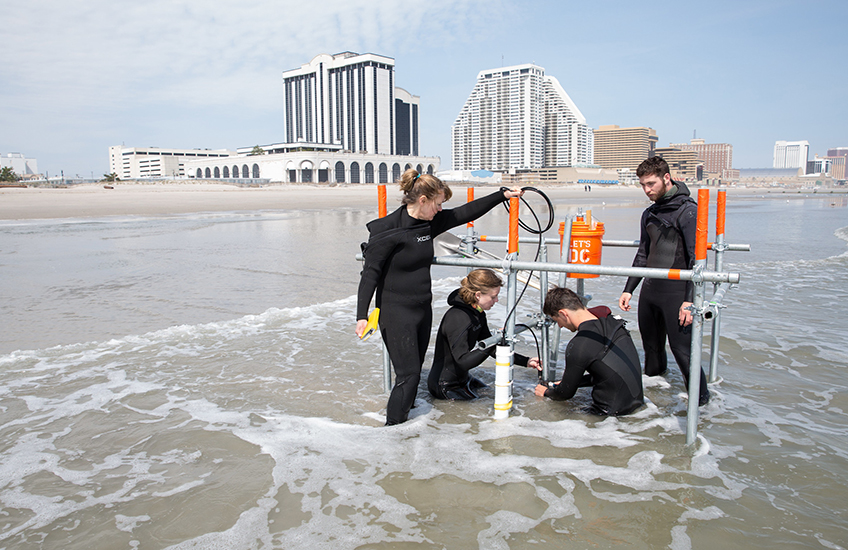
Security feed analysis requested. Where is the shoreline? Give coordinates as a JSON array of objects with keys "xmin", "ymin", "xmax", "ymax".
[{"xmin": 1, "ymin": 181, "xmax": 845, "ymax": 221}]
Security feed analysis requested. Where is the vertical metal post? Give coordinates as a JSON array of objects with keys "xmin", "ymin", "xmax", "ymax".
[
  {"xmin": 686, "ymin": 189, "xmax": 710, "ymax": 446},
  {"xmin": 377, "ymin": 184, "xmax": 391, "ymax": 393},
  {"xmin": 382, "ymin": 342, "xmax": 392, "ymax": 394},
  {"xmin": 709, "ymin": 189, "xmax": 726, "ymax": 383},
  {"xmin": 494, "ymin": 197, "xmax": 520, "ymax": 419},
  {"xmin": 539, "ymin": 244, "xmax": 549, "ymax": 382},
  {"xmin": 466, "ymin": 187, "xmax": 475, "ymax": 273},
  {"xmin": 547, "ymin": 217, "xmax": 571, "ymax": 381}
]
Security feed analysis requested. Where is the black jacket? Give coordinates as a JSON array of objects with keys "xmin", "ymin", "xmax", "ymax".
[
  {"xmin": 428, "ymin": 288, "xmax": 528, "ymax": 398},
  {"xmin": 357, "ymin": 191, "xmax": 505, "ymax": 320},
  {"xmin": 623, "ymin": 181, "xmax": 697, "ymax": 300}
]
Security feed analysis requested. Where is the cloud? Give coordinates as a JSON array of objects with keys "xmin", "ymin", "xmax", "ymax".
[{"xmin": 1, "ymin": 0, "xmax": 500, "ymax": 112}]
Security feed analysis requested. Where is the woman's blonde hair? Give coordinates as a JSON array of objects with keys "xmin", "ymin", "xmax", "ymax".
[
  {"xmin": 399, "ymin": 168, "xmax": 452, "ymax": 205},
  {"xmin": 458, "ymin": 269, "xmax": 503, "ymax": 306}
]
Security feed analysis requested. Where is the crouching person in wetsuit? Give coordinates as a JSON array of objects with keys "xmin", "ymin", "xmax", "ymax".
[
  {"xmin": 428, "ymin": 269, "xmax": 540, "ymax": 400},
  {"xmin": 535, "ymin": 287, "xmax": 644, "ymax": 416}
]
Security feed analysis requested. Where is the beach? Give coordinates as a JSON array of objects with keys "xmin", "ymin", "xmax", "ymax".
[{"xmin": 1, "ymin": 182, "xmax": 847, "ymax": 548}]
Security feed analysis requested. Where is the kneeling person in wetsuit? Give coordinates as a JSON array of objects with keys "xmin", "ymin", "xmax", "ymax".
[
  {"xmin": 429, "ymin": 269, "xmax": 540, "ymax": 400},
  {"xmin": 535, "ymin": 287, "xmax": 644, "ymax": 416}
]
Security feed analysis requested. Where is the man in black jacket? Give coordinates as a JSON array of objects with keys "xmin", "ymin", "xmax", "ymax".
[
  {"xmin": 535, "ymin": 287, "xmax": 643, "ymax": 416},
  {"xmin": 618, "ymin": 156, "xmax": 710, "ymax": 406}
]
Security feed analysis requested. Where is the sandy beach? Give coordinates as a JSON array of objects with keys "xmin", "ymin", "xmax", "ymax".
[{"xmin": 2, "ymin": 181, "xmax": 831, "ymax": 220}]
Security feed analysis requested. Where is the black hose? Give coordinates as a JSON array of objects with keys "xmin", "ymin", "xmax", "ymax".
[{"xmin": 498, "ymin": 186, "xmax": 555, "ymax": 337}]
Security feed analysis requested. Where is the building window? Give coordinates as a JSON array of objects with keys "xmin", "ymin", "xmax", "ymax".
[
  {"xmin": 223, "ymin": 166, "xmax": 229, "ymax": 178},
  {"xmin": 365, "ymin": 162, "xmax": 374, "ymax": 183},
  {"xmin": 335, "ymin": 161, "xmax": 345, "ymax": 183},
  {"xmin": 289, "ymin": 169, "xmax": 297, "ymax": 182},
  {"xmin": 214, "ymin": 167, "xmax": 220, "ymax": 178},
  {"xmin": 350, "ymin": 161, "xmax": 361, "ymax": 183},
  {"xmin": 196, "ymin": 168, "xmax": 202, "ymax": 178},
  {"xmin": 252, "ymin": 164, "xmax": 260, "ymax": 178},
  {"xmin": 379, "ymin": 162, "xmax": 388, "ymax": 183},
  {"xmin": 318, "ymin": 168, "xmax": 328, "ymax": 182},
  {"xmin": 242, "ymin": 165, "xmax": 249, "ymax": 178},
  {"xmin": 205, "ymin": 167, "xmax": 211, "ymax": 178},
  {"xmin": 392, "ymin": 163, "xmax": 401, "ymax": 182},
  {"xmin": 233, "ymin": 165, "xmax": 240, "ymax": 178}
]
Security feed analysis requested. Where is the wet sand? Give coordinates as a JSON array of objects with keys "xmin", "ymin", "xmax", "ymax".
[{"xmin": 3, "ymin": 181, "xmax": 840, "ymax": 220}]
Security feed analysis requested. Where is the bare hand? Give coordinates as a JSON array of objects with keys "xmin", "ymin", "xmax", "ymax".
[
  {"xmin": 534, "ymin": 383, "xmax": 551, "ymax": 397},
  {"xmin": 679, "ymin": 302, "xmax": 693, "ymax": 327},
  {"xmin": 503, "ymin": 187, "xmax": 524, "ymax": 199},
  {"xmin": 355, "ymin": 319, "xmax": 368, "ymax": 338},
  {"xmin": 527, "ymin": 357, "xmax": 541, "ymax": 371},
  {"xmin": 619, "ymin": 292, "xmax": 632, "ymax": 312}
]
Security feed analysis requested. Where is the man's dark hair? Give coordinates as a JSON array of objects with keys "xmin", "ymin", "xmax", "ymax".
[
  {"xmin": 543, "ymin": 287, "xmax": 586, "ymax": 318},
  {"xmin": 636, "ymin": 156, "xmax": 670, "ymax": 179}
]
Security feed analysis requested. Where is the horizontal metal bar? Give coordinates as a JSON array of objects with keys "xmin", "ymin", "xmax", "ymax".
[
  {"xmin": 475, "ymin": 235, "xmax": 750, "ymax": 252},
  {"xmin": 429, "ymin": 255, "xmax": 741, "ymax": 284}
]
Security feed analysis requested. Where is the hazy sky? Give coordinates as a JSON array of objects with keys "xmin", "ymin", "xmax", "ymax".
[{"xmin": 2, "ymin": 0, "xmax": 845, "ymax": 177}]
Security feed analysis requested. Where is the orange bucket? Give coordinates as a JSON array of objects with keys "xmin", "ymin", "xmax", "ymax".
[{"xmin": 568, "ymin": 211, "xmax": 604, "ymax": 279}]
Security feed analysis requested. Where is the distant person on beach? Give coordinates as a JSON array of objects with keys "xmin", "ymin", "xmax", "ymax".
[
  {"xmin": 535, "ymin": 287, "xmax": 644, "ymax": 415},
  {"xmin": 618, "ymin": 156, "xmax": 710, "ymax": 405},
  {"xmin": 356, "ymin": 170, "xmax": 524, "ymax": 425},
  {"xmin": 428, "ymin": 269, "xmax": 540, "ymax": 400}
]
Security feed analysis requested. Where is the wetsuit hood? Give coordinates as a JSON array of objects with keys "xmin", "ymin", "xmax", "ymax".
[
  {"xmin": 447, "ymin": 288, "xmax": 478, "ymax": 314},
  {"xmin": 653, "ymin": 180, "xmax": 692, "ymax": 210}
]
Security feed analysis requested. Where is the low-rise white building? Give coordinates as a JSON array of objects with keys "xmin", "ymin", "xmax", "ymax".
[
  {"xmin": 183, "ymin": 142, "xmax": 438, "ymax": 183},
  {"xmin": 1, "ymin": 152, "xmax": 38, "ymax": 176},
  {"xmin": 109, "ymin": 146, "xmax": 236, "ymax": 179}
]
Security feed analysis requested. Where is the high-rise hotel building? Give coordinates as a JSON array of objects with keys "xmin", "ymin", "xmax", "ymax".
[
  {"xmin": 283, "ymin": 52, "xmax": 419, "ymax": 156},
  {"xmin": 593, "ymin": 125, "xmax": 658, "ymax": 171},
  {"xmin": 668, "ymin": 138, "xmax": 733, "ymax": 179},
  {"xmin": 451, "ymin": 63, "xmax": 593, "ymax": 171},
  {"xmin": 773, "ymin": 140, "xmax": 810, "ymax": 172}
]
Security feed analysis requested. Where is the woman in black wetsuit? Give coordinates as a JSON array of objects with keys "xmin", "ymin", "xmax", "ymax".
[
  {"xmin": 428, "ymin": 269, "xmax": 540, "ymax": 400},
  {"xmin": 355, "ymin": 170, "xmax": 523, "ymax": 425}
]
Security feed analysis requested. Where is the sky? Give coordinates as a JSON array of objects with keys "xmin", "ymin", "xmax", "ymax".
[{"xmin": 1, "ymin": 0, "xmax": 846, "ymax": 178}]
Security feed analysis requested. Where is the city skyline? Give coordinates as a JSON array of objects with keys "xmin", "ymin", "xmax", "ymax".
[{"xmin": 1, "ymin": 0, "xmax": 846, "ymax": 178}]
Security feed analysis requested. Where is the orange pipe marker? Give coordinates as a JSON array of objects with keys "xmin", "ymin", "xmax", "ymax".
[
  {"xmin": 716, "ymin": 189, "xmax": 726, "ymax": 238},
  {"xmin": 467, "ymin": 187, "xmax": 475, "ymax": 227},
  {"xmin": 508, "ymin": 197, "xmax": 519, "ymax": 254},
  {"xmin": 377, "ymin": 185, "xmax": 387, "ymax": 218},
  {"xmin": 696, "ymin": 189, "xmax": 710, "ymax": 261}
]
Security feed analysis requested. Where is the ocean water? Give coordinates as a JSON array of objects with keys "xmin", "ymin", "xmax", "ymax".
[{"xmin": 1, "ymin": 190, "xmax": 847, "ymax": 549}]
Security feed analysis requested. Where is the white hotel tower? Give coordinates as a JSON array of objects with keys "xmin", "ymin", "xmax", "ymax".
[
  {"xmin": 451, "ymin": 63, "xmax": 593, "ymax": 171},
  {"xmin": 283, "ymin": 52, "xmax": 419, "ymax": 156}
]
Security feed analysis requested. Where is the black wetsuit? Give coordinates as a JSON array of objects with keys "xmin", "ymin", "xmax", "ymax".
[
  {"xmin": 428, "ymin": 288, "xmax": 529, "ymax": 400},
  {"xmin": 623, "ymin": 181, "xmax": 709, "ymax": 403},
  {"xmin": 357, "ymin": 191, "xmax": 506, "ymax": 425},
  {"xmin": 544, "ymin": 306, "xmax": 644, "ymax": 416}
]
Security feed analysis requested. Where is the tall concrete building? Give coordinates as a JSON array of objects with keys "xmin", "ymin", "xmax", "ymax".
[
  {"xmin": 593, "ymin": 125, "xmax": 658, "ymax": 171},
  {"xmin": 653, "ymin": 147, "xmax": 703, "ymax": 181},
  {"xmin": 668, "ymin": 138, "xmax": 733, "ymax": 178},
  {"xmin": 827, "ymin": 147, "xmax": 848, "ymax": 180},
  {"xmin": 451, "ymin": 63, "xmax": 592, "ymax": 171},
  {"xmin": 283, "ymin": 52, "xmax": 419, "ymax": 156},
  {"xmin": 774, "ymin": 140, "xmax": 810, "ymax": 172}
]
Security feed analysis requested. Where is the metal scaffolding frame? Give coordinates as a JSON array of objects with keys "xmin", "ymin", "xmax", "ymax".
[{"xmin": 360, "ymin": 186, "xmax": 747, "ymax": 445}]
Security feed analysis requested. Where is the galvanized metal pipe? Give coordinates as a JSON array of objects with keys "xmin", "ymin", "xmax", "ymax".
[
  {"xmin": 477, "ymin": 235, "xmax": 750, "ymax": 252},
  {"xmin": 382, "ymin": 340, "xmax": 392, "ymax": 394},
  {"xmin": 685, "ymin": 189, "xmax": 711, "ymax": 446},
  {"xmin": 539, "ymin": 244, "xmax": 550, "ymax": 385},
  {"xmin": 709, "ymin": 189, "xmax": 727, "ymax": 383},
  {"xmin": 428, "ymin": 256, "xmax": 741, "ymax": 284}
]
